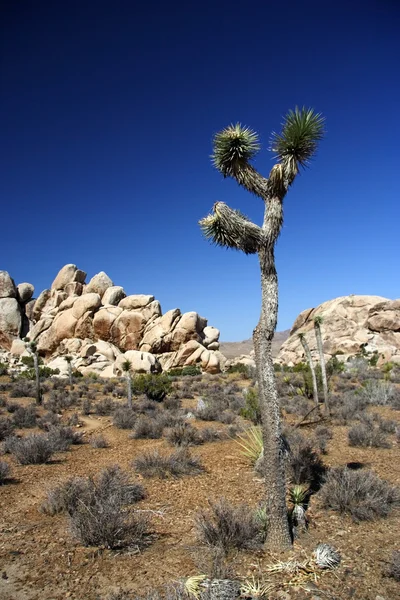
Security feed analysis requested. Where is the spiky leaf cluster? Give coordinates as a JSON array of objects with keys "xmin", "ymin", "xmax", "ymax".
[
  {"xmin": 199, "ymin": 202, "xmax": 264, "ymax": 255},
  {"xmin": 270, "ymin": 107, "xmax": 325, "ymax": 180},
  {"xmin": 212, "ymin": 124, "xmax": 260, "ymax": 177}
]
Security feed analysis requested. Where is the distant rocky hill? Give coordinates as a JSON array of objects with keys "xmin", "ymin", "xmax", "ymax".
[
  {"xmin": 0, "ymin": 264, "xmax": 226, "ymax": 376},
  {"xmin": 277, "ymin": 295, "xmax": 400, "ymax": 366},
  {"xmin": 220, "ymin": 330, "xmax": 290, "ymax": 359}
]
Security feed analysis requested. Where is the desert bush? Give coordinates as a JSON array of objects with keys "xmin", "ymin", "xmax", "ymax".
[
  {"xmin": 348, "ymin": 423, "xmax": 390, "ymax": 448},
  {"xmin": 134, "ymin": 449, "xmax": 203, "ymax": 478},
  {"xmin": 386, "ymin": 550, "xmax": 400, "ymax": 582},
  {"xmin": 200, "ymin": 428, "xmax": 224, "ymax": 443},
  {"xmin": 44, "ymin": 390, "xmax": 77, "ymax": 412},
  {"xmin": 103, "ymin": 381, "xmax": 117, "ymax": 394},
  {"xmin": 227, "ymin": 363, "xmax": 251, "ymax": 378},
  {"xmin": 0, "ymin": 418, "xmax": 14, "ymax": 441},
  {"xmin": 10, "ymin": 433, "xmax": 54, "ymax": 464},
  {"xmin": 90, "ymin": 434, "xmax": 109, "ymax": 448},
  {"xmin": 95, "ymin": 398, "xmax": 116, "ymax": 415},
  {"xmin": 166, "ymin": 422, "xmax": 202, "ymax": 447},
  {"xmin": 37, "ymin": 411, "xmax": 61, "ymax": 430},
  {"xmin": 195, "ymin": 499, "xmax": 263, "ymax": 553},
  {"xmin": 239, "ymin": 388, "xmax": 261, "ymax": 424},
  {"xmin": 6, "ymin": 402, "xmax": 20, "ymax": 413},
  {"xmin": 181, "ymin": 365, "xmax": 201, "ymax": 377},
  {"xmin": 132, "ymin": 374, "xmax": 172, "ymax": 402},
  {"xmin": 11, "ymin": 404, "xmax": 37, "ymax": 428},
  {"xmin": 81, "ymin": 398, "xmax": 92, "ymax": 415},
  {"xmin": 9, "ymin": 380, "xmax": 36, "ymax": 398},
  {"xmin": 113, "ymin": 407, "xmax": 136, "ymax": 429},
  {"xmin": 67, "ymin": 412, "xmax": 80, "ymax": 426},
  {"xmin": 163, "ymin": 395, "xmax": 182, "ymax": 411},
  {"xmin": 358, "ymin": 379, "xmax": 395, "ymax": 406},
  {"xmin": 319, "ymin": 467, "xmax": 400, "ymax": 521},
  {"xmin": 389, "ymin": 386, "xmax": 400, "ymax": 410},
  {"xmin": 331, "ymin": 392, "xmax": 367, "ymax": 424},
  {"xmin": 0, "ymin": 362, "xmax": 8, "ymax": 376},
  {"xmin": 48, "ymin": 426, "xmax": 83, "ymax": 451},
  {"xmin": 131, "ymin": 415, "xmax": 164, "ymax": 439},
  {"xmin": 0, "ymin": 460, "xmax": 11, "ymax": 483},
  {"xmin": 42, "ymin": 466, "xmax": 148, "ymax": 549},
  {"xmin": 313, "ymin": 425, "xmax": 333, "ymax": 454}
]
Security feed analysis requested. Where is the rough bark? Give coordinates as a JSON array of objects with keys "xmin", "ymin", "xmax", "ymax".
[
  {"xmin": 299, "ymin": 336, "xmax": 319, "ymax": 406},
  {"xmin": 33, "ymin": 353, "xmax": 42, "ymax": 405},
  {"xmin": 252, "ymin": 196, "xmax": 292, "ymax": 550},
  {"xmin": 314, "ymin": 323, "xmax": 329, "ymax": 415},
  {"xmin": 126, "ymin": 374, "xmax": 132, "ymax": 409}
]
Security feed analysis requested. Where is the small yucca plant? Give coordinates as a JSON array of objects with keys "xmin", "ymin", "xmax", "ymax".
[
  {"xmin": 313, "ymin": 543, "xmax": 341, "ymax": 569},
  {"xmin": 184, "ymin": 574, "xmax": 207, "ymax": 598},
  {"xmin": 234, "ymin": 426, "xmax": 263, "ymax": 464},
  {"xmin": 289, "ymin": 484, "xmax": 309, "ymax": 531},
  {"xmin": 241, "ymin": 575, "xmax": 272, "ymax": 598}
]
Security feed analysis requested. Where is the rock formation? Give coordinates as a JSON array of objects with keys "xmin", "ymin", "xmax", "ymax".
[
  {"xmin": 277, "ymin": 295, "xmax": 400, "ymax": 366},
  {"xmin": 0, "ymin": 264, "xmax": 223, "ymax": 376}
]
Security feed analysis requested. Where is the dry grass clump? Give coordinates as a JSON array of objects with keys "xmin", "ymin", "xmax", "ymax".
[
  {"xmin": 9, "ymin": 380, "xmax": 36, "ymax": 398},
  {"xmin": 113, "ymin": 406, "xmax": 136, "ymax": 429},
  {"xmin": 348, "ymin": 423, "xmax": 391, "ymax": 448},
  {"xmin": 385, "ymin": 550, "xmax": 400, "ymax": 581},
  {"xmin": 41, "ymin": 465, "xmax": 148, "ymax": 549},
  {"xmin": 0, "ymin": 418, "xmax": 14, "ymax": 441},
  {"xmin": 9, "ymin": 433, "xmax": 55, "ymax": 464},
  {"xmin": 47, "ymin": 425, "xmax": 84, "ymax": 451},
  {"xmin": 319, "ymin": 467, "xmax": 400, "ymax": 521},
  {"xmin": 130, "ymin": 415, "xmax": 164, "ymax": 439},
  {"xmin": 11, "ymin": 404, "xmax": 37, "ymax": 428},
  {"xmin": 90, "ymin": 434, "xmax": 109, "ymax": 448},
  {"xmin": 165, "ymin": 422, "xmax": 202, "ymax": 446},
  {"xmin": 134, "ymin": 449, "xmax": 204, "ymax": 479},
  {"xmin": 195, "ymin": 498, "xmax": 264, "ymax": 553}
]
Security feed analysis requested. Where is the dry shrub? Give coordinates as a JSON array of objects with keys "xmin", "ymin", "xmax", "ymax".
[
  {"xmin": 386, "ymin": 550, "xmax": 400, "ymax": 581},
  {"xmin": 9, "ymin": 380, "xmax": 36, "ymax": 398},
  {"xmin": 166, "ymin": 422, "xmax": 202, "ymax": 447},
  {"xmin": 90, "ymin": 434, "xmax": 109, "ymax": 448},
  {"xmin": 0, "ymin": 460, "xmax": 11, "ymax": 484},
  {"xmin": 95, "ymin": 398, "xmax": 116, "ymax": 416},
  {"xmin": 134, "ymin": 449, "xmax": 203, "ymax": 479},
  {"xmin": 41, "ymin": 466, "xmax": 148, "ymax": 549},
  {"xmin": 195, "ymin": 498, "xmax": 263, "ymax": 553},
  {"xmin": 319, "ymin": 467, "xmax": 400, "ymax": 521},
  {"xmin": 285, "ymin": 431, "xmax": 326, "ymax": 492},
  {"xmin": 11, "ymin": 404, "xmax": 37, "ymax": 428},
  {"xmin": 131, "ymin": 415, "xmax": 164, "ymax": 439},
  {"xmin": 113, "ymin": 407, "xmax": 136, "ymax": 429},
  {"xmin": 348, "ymin": 423, "xmax": 390, "ymax": 448},
  {"xmin": 0, "ymin": 418, "xmax": 14, "ymax": 441},
  {"xmin": 48, "ymin": 426, "xmax": 84, "ymax": 451},
  {"xmin": 10, "ymin": 433, "xmax": 54, "ymax": 464}
]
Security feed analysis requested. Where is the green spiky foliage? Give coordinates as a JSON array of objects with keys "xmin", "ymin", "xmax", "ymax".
[
  {"xmin": 199, "ymin": 202, "xmax": 264, "ymax": 254},
  {"xmin": 270, "ymin": 107, "xmax": 325, "ymax": 180}
]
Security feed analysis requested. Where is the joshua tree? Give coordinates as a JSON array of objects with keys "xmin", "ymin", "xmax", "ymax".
[
  {"xmin": 313, "ymin": 316, "xmax": 329, "ymax": 415},
  {"xmin": 65, "ymin": 355, "xmax": 73, "ymax": 387},
  {"xmin": 200, "ymin": 107, "xmax": 324, "ymax": 549},
  {"xmin": 298, "ymin": 333, "xmax": 319, "ymax": 407},
  {"xmin": 121, "ymin": 360, "xmax": 133, "ymax": 408},
  {"xmin": 24, "ymin": 338, "xmax": 42, "ymax": 405}
]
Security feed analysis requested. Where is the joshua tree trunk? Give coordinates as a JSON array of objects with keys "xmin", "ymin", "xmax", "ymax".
[
  {"xmin": 299, "ymin": 335, "xmax": 319, "ymax": 406},
  {"xmin": 126, "ymin": 373, "xmax": 132, "ymax": 408},
  {"xmin": 253, "ymin": 223, "xmax": 291, "ymax": 548},
  {"xmin": 68, "ymin": 362, "xmax": 73, "ymax": 387},
  {"xmin": 33, "ymin": 353, "xmax": 42, "ymax": 405},
  {"xmin": 314, "ymin": 319, "xmax": 329, "ymax": 415}
]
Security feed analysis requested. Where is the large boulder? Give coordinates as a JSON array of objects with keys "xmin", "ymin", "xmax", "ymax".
[
  {"xmin": 111, "ymin": 310, "xmax": 147, "ymax": 350},
  {"xmin": 0, "ymin": 271, "xmax": 17, "ymax": 299},
  {"xmin": 118, "ymin": 295, "xmax": 155, "ymax": 310},
  {"xmin": 0, "ymin": 298, "xmax": 21, "ymax": 349},
  {"xmin": 277, "ymin": 295, "xmax": 400, "ymax": 366},
  {"xmin": 93, "ymin": 306, "xmax": 122, "ymax": 340},
  {"xmin": 114, "ymin": 350, "xmax": 160, "ymax": 374},
  {"xmin": 102, "ymin": 286, "xmax": 126, "ymax": 306},
  {"xmin": 51, "ymin": 264, "xmax": 86, "ymax": 291},
  {"xmin": 140, "ymin": 308, "xmax": 181, "ymax": 353},
  {"xmin": 16, "ymin": 283, "xmax": 34, "ymax": 303},
  {"xmin": 71, "ymin": 293, "xmax": 101, "ymax": 320},
  {"xmin": 85, "ymin": 272, "xmax": 113, "ymax": 297}
]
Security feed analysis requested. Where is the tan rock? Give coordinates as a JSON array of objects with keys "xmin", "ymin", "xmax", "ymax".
[
  {"xmin": 140, "ymin": 309, "xmax": 181, "ymax": 353},
  {"xmin": 32, "ymin": 289, "xmax": 51, "ymax": 321},
  {"xmin": 167, "ymin": 311, "xmax": 206, "ymax": 351},
  {"xmin": 16, "ymin": 283, "xmax": 34, "ymax": 303},
  {"xmin": 64, "ymin": 282, "xmax": 84, "ymax": 297},
  {"xmin": 0, "ymin": 298, "xmax": 21, "ymax": 350},
  {"xmin": 111, "ymin": 310, "xmax": 146, "ymax": 350},
  {"xmin": 37, "ymin": 309, "xmax": 78, "ymax": 354},
  {"xmin": 203, "ymin": 325, "xmax": 220, "ymax": 347},
  {"xmin": 102, "ymin": 286, "xmax": 126, "ymax": 306},
  {"xmin": 51, "ymin": 264, "xmax": 86, "ymax": 291},
  {"xmin": 93, "ymin": 306, "xmax": 123, "ymax": 341},
  {"xmin": 74, "ymin": 310, "xmax": 94, "ymax": 340},
  {"xmin": 278, "ymin": 295, "xmax": 396, "ymax": 365},
  {"xmin": 0, "ymin": 271, "xmax": 16, "ymax": 299},
  {"xmin": 10, "ymin": 338, "xmax": 27, "ymax": 356},
  {"xmin": 71, "ymin": 293, "xmax": 101, "ymax": 320},
  {"xmin": 85, "ymin": 272, "xmax": 113, "ymax": 297},
  {"xmin": 118, "ymin": 294, "xmax": 155, "ymax": 310},
  {"xmin": 114, "ymin": 350, "xmax": 160, "ymax": 374},
  {"xmin": 59, "ymin": 296, "xmax": 77, "ymax": 311}
]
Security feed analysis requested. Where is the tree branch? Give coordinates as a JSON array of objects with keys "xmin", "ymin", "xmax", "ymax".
[{"xmin": 199, "ymin": 202, "xmax": 265, "ymax": 254}]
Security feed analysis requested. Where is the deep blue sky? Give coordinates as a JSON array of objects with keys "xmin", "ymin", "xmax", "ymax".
[{"xmin": 1, "ymin": 1, "xmax": 399, "ymax": 340}]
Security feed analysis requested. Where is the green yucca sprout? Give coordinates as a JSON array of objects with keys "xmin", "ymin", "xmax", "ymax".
[
  {"xmin": 289, "ymin": 484, "xmax": 309, "ymax": 506},
  {"xmin": 212, "ymin": 123, "xmax": 260, "ymax": 176},
  {"xmin": 234, "ymin": 426, "xmax": 263, "ymax": 464}
]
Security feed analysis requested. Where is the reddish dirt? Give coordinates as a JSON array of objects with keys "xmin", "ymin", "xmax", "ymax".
[{"xmin": 0, "ymin": 380, "xmax": 399, "ymax": 600}]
